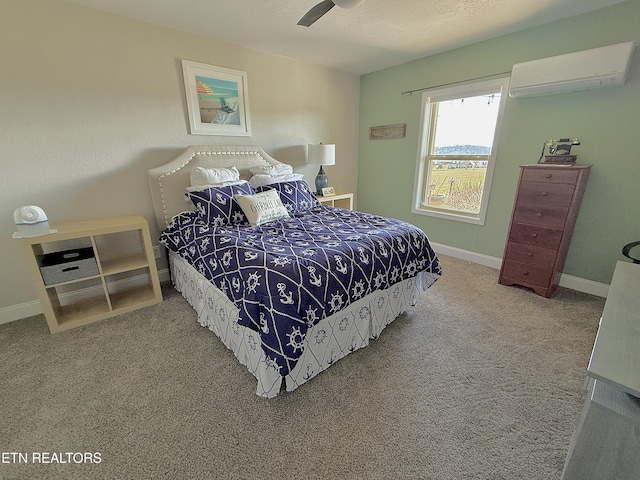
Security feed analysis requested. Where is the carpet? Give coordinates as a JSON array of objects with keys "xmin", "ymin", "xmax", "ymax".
[{"xmin": 0, "ymin": 255, "xmax": 605, "ymax": 479}]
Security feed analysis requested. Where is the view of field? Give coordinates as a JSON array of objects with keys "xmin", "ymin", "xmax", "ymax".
[
  {"xmin": 421, "ymin": 93, "xmax": 500, "ymax": 216},
  {"xmin": 425, "ymin": 162, "xmax": 487, "ymax": 214}
]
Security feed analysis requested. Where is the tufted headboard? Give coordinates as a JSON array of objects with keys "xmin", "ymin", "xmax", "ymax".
[{"xmin": 147, "ymin": 145, "xmax": 283, "ymax": 229}]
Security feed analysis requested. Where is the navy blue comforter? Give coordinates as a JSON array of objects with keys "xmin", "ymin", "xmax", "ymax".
[{"xmin": 160, "ymin": 206, "xmax": 441, "ymax": 375}]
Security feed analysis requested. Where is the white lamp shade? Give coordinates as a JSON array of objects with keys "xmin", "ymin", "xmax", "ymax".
[{"xmin": 307, "ymin": 143, "xmax": 335, "ymax": 166}]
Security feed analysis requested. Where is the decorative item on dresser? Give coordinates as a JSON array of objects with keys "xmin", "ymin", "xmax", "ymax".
[{"xmin": 499, "ymin": 164, "xmax": 591, "ymax": 297}]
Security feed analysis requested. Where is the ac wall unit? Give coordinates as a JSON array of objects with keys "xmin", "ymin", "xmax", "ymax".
[{"xmin": 509, "ymin": 41, "xmax": 635, "ymax": 98}]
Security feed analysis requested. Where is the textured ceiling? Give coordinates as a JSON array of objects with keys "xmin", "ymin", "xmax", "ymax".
[{"xmin": 64, "ymin": 0, "xmax": 629, "ymax": 74}]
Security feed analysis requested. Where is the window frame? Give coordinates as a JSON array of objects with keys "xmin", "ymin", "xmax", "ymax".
[{"xmin": 412, "ymin": 77, "xmax": 510, "ymax": 225}]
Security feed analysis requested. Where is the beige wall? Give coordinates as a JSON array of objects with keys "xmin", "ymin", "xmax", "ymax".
[{"xmin": 0, "ymin": 0, "xmax": 359, "ymax": 318}]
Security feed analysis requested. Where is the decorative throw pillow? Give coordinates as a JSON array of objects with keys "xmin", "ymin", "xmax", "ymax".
[
  {"xmin": 234, "ymin": 189, "xmax": 290, "ymax": 226},
  {"xmin": 190, "ymin": 166, "xmax": 240, "ymax": 187},
  {"xmin": 257, "ymin": 180, "xmax": 319, "ymax": 213},
  {"xmin": 248, "ymin": 173, "xmax": 304, "ymax": 189},
  {"xmin": 188, "ymin": 182, "xmax": 254, "ymax": 226}
]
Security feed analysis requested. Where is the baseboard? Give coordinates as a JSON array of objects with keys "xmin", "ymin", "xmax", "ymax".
[
  {"xmin": 430, "ymin": 242, "xmax": 609, "ymax": 298},
  {"xmin": 0, "ymin": 300, "xmax": 43, "ymax": 326},
  {"xmin": 430, "ymin": 242, "xmax": 503, "ymax": 270},
  {"xmin": 556, "ymin": 273, "xmax": 609, "ymax": 298},
  {"xmin": 0, "ymin": 268, "xmax": 171, "ymax": 326}
]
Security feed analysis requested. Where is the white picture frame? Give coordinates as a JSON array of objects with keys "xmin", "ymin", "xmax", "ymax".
[{"xmin": 181, "ymin": 60, "xmax": 251, "ymax": 136}]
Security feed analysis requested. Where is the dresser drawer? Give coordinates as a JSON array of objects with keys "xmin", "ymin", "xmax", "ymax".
[
  {"xmin": 521, "ymin": 168, "xmax": 579, "ymax": 184},
  {"xmin": 517, "ymin": 181, "xmax": 576, "ymax": 207},
  {"xmin": 501, "ymin": 259, "xmax": 553, "ymax": 288},
  {"xmin": 508, "ymin": 223, "xmax": 563, "ymax": 250},
  {"xmin": 513, "ymin": 202, "xmax": 569, "ymax": 229},
  {"xmin": 504, "ymin": 242, "xmax": 557, "ymax": 269}
]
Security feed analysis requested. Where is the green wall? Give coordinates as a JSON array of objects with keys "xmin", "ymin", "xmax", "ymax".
[{"xmin": 358, "ymin": 0, "xmax": 640, "ymax": 285}]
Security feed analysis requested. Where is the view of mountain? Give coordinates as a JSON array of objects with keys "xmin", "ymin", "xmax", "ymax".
[{"xmin": 434, "ymin": 145, "xmax": 491, "ymax": 155}]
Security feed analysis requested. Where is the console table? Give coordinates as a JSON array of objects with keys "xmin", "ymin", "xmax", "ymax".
[{"xmin": 562, "ymin": 260, "xmax": 640, "ymax": 479}]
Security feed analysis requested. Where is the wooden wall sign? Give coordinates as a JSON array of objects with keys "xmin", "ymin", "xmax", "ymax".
[{"xmin": 369, "ymin": 123, "xmax": 406, "ymax": 140}]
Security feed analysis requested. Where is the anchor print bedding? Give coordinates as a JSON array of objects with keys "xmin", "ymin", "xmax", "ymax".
[{"xmin": 160, "ymin": 205, "xmax": 441, "ymax": 376}]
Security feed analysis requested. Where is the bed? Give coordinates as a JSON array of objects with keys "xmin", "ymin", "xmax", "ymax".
[{"xmin": 148, "ymin": 145, "xmax": 441, "ymax": 397}]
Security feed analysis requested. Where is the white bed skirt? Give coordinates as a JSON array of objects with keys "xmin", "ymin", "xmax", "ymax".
[{"xmin": 169, "ymin": 250, "xmax": 436, "ymax": 397}]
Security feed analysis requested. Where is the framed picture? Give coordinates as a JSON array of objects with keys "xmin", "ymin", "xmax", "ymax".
[
  {"xmin": 321, "ymin": 187, "xmax": 335, "ymax": 196},
  {"xmin": 181, "ymin": 60, "xmax": 251, "ymax": 136}
]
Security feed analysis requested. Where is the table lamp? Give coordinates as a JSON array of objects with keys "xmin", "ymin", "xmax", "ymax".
[{"xmin": 307, "ymin": 143, "xmax": 335, "ymax": 195}]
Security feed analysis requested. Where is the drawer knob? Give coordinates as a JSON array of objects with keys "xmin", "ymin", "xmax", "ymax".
[
  {"xmin": 545, "ymin": 174, "xmax": 553, "ymax": 179},
  {"xmin": 540, "ymin": 191, "xmax": 549, "ymax": 196},
  {"xmin": 523, "ymin": 271, "xmax": 529, "ymax": 276},
  {"xmin": 531, "ymin": 233, "xmax": 538, "ymax": 238},
  {"xmin": 536, "ymin": 212, "xmax": 543, "ymax": 217},
  {"xmin": 526, "ymin": 252, "xmax": 533, "ymax": 257}
]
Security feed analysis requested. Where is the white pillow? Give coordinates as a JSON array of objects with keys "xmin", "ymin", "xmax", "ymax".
[
  {"xmin": 249, "ymin": 164, "xmax": 294, "ymax": 176},
  {"xmin": 186, "ymin": 179, "xmax": 249, "ymax": 193},
  {"xmin": 249, "ymin": 173, "xmax": 304, "ymax": 189},
  {"xmin": 234, "ymin": 189, "xmax": 290, "ymax": 226},
  {"xmin": 190, "ymin": 166, "xmax": 240, "ymax": 187}
]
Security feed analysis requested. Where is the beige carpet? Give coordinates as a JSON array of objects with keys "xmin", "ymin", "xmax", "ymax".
[{"xmin": 0, "ymin": 255, "xmax": 605, "ymax": 479}]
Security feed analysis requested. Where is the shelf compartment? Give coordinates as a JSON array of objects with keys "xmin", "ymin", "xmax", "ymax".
[
  {"xmin": 110, "ymin": 284, "xmax": 159, "ymax": 312},
  {"xmin": 54, "ymin": 297, "xmax": 112, "ymax": 329},
  {"xmin": 38, "ymin": 247, "xmax": 100, "ymax": 286},
  {"xmin": 332, "ymin": 198, "xmax": 352, "ymax": 209},
  {"xmin": 47, "ymin": 277, "xmax": 110, "ymax": 330},
  {"xmin": 32, "ymin": 236, "xmax": 94, "ymax": 256},
  {"xmin": 105, "ymin": 267, "xmax": 157, "ymax": 312},
  {"xmin": 41, "ymin": 272, "xmax": 102, "ymax": 289},
  {"xmin": 94, "ymin": 229, "xmax": 146, "ymax": 272},
  {"xmin": 317, "ymin": 193, "xmax": 354, "ymax": 210},
  {"xmin": 100, "ymin": 253, "xmax": 149, "ymax": 276}
]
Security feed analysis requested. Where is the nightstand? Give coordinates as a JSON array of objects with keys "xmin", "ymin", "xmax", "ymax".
[
  {"xmin": 316, "ymin": 192, "xmax": 353, "ymax": 210},
  {"xmin": 17, "ymin": 215, "xmax": 162, "ymax": 333}
]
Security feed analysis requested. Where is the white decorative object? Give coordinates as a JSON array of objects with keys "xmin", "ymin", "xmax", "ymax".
[
  {"xmin": 510, "ymin": 41, "xmax": 635, "ymax": 98},
  {"xmin": 12, "ymin": 206, "xmax": 56, "ymax": 238}
]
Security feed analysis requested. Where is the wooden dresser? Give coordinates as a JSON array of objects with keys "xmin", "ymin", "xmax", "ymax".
[{"xmin": 499, "ymin": 164, "xmax": 591, "ymax": 297}]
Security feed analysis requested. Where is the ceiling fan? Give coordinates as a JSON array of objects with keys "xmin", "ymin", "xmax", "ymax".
[{"xmin": 297, "ymin": 0, "xmax": 367, "ymax": 27}]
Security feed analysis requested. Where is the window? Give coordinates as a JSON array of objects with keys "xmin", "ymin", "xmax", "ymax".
[{"xmin": 412, "ymin": 77, "xmax": 509, "ymax": 224}]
